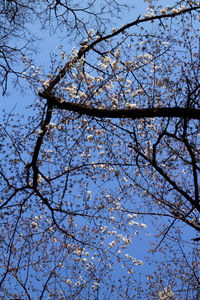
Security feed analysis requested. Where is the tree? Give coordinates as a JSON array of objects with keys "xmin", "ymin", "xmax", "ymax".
[
  {"xmin": 0, "ymin": 0, "xmax": 126, "ymax": 94},
  {"xmin": 0, "ymin": 0, "xmax": 200, "ymax": 298}
]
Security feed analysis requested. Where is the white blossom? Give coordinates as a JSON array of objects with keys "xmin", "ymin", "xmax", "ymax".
[
  {"xmin": 87, "ymin": 135, "xmax": 93, "ymax": 141},
  {"xmin": 122, "ymin": 236, "xmax": 131, "ymax": 245},
  {"xmin": 88, "ymin": 29, "xmax": 94, "ymax": 36},
  {"xmin": 135, "ymin": 260, "xmax": 143, "ymax": 266},
  {"xmin": 114, "ymin": 49, "xmax": 121, "ymax": 57},
  {"xmin": 109, "ymin": 240, "xmax": 116, "ymax": 248},
  {"xmin": 31, "ymin": 221, "xmax": 37, "ymax": 227},
  {"xmin": 172, "ymin": 8, "xmax": 179, "ymax": 14},
  {"xmin": 127, "ymin": 214, "xmax": 133, "ymax": 218},
  {"xmin": 96, "ymin": 129, "xmax": 103, "ymax": 136},
  {"xmin": 141, "ymin": 223, "xmax": 147, "ymax": 229},
  {"xmin": 159, "ymin": 286, "xmax": 175, "ymax": 300},
  {"xmin": 160, "ymin": 8, "xmax": 167, "ymax": 15},
  {"xmin": 92, "ymin": 282, "xmax": 100, "ymax": 289},
  {"xmin": 66, "ymin": 279, "xmax": 72, "ymax": 285}
]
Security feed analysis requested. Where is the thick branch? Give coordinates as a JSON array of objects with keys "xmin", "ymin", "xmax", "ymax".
[
  {"xmin": 39, "ymin": 92, "xmax": 200, "ymax": 120},
  {"xmin": 31, "ymin": 103, "xmax": 53, "ymax": 188}
]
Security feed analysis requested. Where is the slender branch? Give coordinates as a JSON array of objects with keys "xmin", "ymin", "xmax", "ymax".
[
  {"xmin": 183, "ymin": 137, "xmax": 199, "ymax": 205},
  {"xmin": 45, "ymin": 6, "xmax": 200, "ymax": 91},
  {"xmin": 153, "ymin": 219, "xmax": 176, "ymax": 252},
  {"xmin": 129, "ymin": 145, "xmax": 200, "ymax": 213}
]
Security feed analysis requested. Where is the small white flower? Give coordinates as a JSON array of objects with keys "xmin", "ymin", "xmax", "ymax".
[
  {"xmin": 160, "ymin": 8, "xmax": 167, "ymax": 15},
  {"xmin": 127, "ymin": 103, "xmax": 137, "ymax": 109},
  {"xmin": 115, "ymin": 49, "xmax": 121, "ymax": 58},
  {"xmin": 79, "ymin": 91, "xmax": 86, "ymax": 98},
  {"xmin": 87, "ymin": 135, "xmax": 93, "ymax": 141},
  {"xmin": 159, "ymin": 286, "xmax": 174, "ymax": 299},
  {"xmin": 109, "ymin": 240, "xmax": 116, "ymax": 248},
  {"xmin": 66, "ymin": 279, "xmax": 72, "ymax": 285},
  {"xmin": 87, "ymin": 191, "xmax": 92, "ymax": 200},
  {"xmin": 96, "ymin": 129, "xmax": 103, "ymax": 136},
  {"xmin": 144, "ymin": 53, "xmax": 153, "ymax": 60},
  {"xmin": 88, "ymin": 29, "xmax": 94, "ymax": 36},
  {"xmin": 122, "ymin": 236, "xmax": 131, "ymax": 245},
  {"xmin": 103, "ymin": 56, "xmax": 111, "ymax": 64},
  {"xmin": 31, "ymin": 221, "xmax": 37, "ymax": 227},
  {"xmin": 133, "ymin": 221, "xmax": 139, "ymax": 226},
  {"xmin": 92, "ymin": 281, "xmax": 100, "ymax": 289},
  {"xmin": 179, "ymin": 5, "xmax": 186, "ymax": 11},
  {"xmin": 172, "ymin": 8, "xmax": 179, "ymax": 14},
  {"xmin": 141, "ymin": 223, "xmax": 147, "ymax": 229},
  {"xmin": 59, "ymin": 262, "xmax": 64, "ymax": 267},
  {"xmin": 128, "ymin": 220, "xmax": 135, "ymax": 225},
  {"xmin": 127, "ymin": 268, "xmax": 133, "ymax": 274},
  {"xmin": 61, "ymin": 51, "xmax": 66, "ymax": 60},
  {"xmin": 101, "ymin": 226, "xmax": 108, "ymax": 233},
  {"xmin": 135, "ymin": 260, "xmax": 143, "ymax": 266}
]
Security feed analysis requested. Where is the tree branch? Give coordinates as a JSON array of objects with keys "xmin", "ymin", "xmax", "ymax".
[
  {"xmin": 39, "ymin": 92, "xmax": 200, "ymax": 120},
  {"xmin": 45, "ymin": 6, "xmax": 200, "ymax": 91}
]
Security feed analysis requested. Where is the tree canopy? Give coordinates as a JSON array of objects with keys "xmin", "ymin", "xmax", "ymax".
[{"xmin": 0, "ymin": 0, "xmax": 200, "ymax": 298}]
